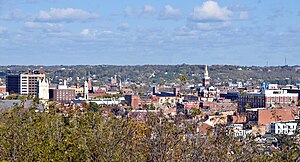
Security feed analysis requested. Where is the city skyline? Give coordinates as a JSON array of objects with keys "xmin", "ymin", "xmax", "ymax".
[{"xmin": 0, "ymin": 0, "xmax": 299, "ymax": 66}]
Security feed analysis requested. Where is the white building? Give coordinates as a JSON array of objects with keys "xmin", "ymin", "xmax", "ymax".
[
  {"xmin": 37, "ymin": 78, "xmax": 49, "ymax": 100},
  {"xmin": 74, "ymin": 97, "xmax": 125, "ymax": 106},
  {"xmin": 57, "ymin": 80, "xmax": 68, "ymax": 89},
  {"xmin": 20, "ymin": 72, "xmax": 46, "ymax": 96},
  {"xmin": 270, "ymin": 122, "xmax": 298, "ymax": 135},
  {"xmin": 227, "ymin": 124, "xmax": 247, "ymax": 138}
]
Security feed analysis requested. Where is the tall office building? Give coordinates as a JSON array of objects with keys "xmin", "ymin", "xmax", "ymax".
[
  {"xmin": 7, "ymin": 71, "xmax": 46, "ymax": 96},
  {"xmin": 6, "ymin": 75, "xmax": 20, "ymax": 94},
  {"xmin": 20, "ymin": 71, "xmax": 46, "ymax": 96}
]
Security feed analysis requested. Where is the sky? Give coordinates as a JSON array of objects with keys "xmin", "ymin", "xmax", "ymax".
[{"xmin": 0, "ymin": 0, "xmax": 299, "ymax": 66}]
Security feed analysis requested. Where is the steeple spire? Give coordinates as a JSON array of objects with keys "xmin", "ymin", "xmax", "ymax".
[
  {"xmin": 204, "ymin": 65, "xmax": 209, "ymax": 78},
  {"xmin": 203, "ymin": 65, "xmax": 211, "ymax": 87}
]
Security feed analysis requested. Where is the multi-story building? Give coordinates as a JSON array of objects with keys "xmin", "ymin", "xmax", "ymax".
[
  {"xmin": 6, "ymin": 74, "xmax": 20, "ymax": 94},
  {"xmin": 19, "ymin": 71, "xmax": 46, "ymax": 96},
  {"xmin": 270, "ymin": 122, "xmax": 298, "ymax": 135},
  {"xmin": 238, "ymin": 90, "xmax": 298, "ymax": 112},
  {"xmin": 125, "ymin": 94, "xmax": 140, "ymax": 109},
  {"xmin": 49, "ymin": 80, "xmax": 76, "ymax": 102},
  {"xmin": 6, "ymin": 71, "xmax": 46, "ymax": 96},
  {"xmin": 49, "ymin": 89, "xmax": 76, "ymax": 102}
]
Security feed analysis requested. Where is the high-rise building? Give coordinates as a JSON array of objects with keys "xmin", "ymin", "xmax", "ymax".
[
  {"xmin": 6, "ymin": 75, "xmax": 20, "ymax": 94},
  {"xmin": 6, "ymin": 71, "xmax": 46, "ymax": 96},
  {"xmin": 203, "ymin": 65, "xmax": 211, "ymax": 87},
  {"xmin": 20, "ymin": 71, "xmax": 46, "ymax": 96},
  {"xmin": 238, "ymin": 90, "xmax": 298, "ymax": 112}
]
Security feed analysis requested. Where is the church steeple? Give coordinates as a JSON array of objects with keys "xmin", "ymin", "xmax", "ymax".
[
  {"xmin": 204, "ymin": 65, "xmax": 209, "ymax": 78},
  {"xmin": 203, "ymin": 65, "xmax": 211, "ymax": 87}
]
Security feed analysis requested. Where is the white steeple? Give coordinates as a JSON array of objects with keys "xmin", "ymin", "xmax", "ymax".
[
  {"xmin": 37, "ymin": 78, "xmax": 49, "ymax": 100},
  {"xmin": 203, "ymin": 65, "xmax": 211, "ymax": 87},
  {"xmin": 204, "ymin": 65, "xmax": 209, "ymax": 78},
  {"xmin": 84, "ymin": 80, "xmax": 89, "ymax": 100}
]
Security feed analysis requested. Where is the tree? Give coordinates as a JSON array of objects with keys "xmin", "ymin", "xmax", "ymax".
[
  {"xmin": 0, "ymin": 104, "xmax": 299, "ymax": 161},
  {"xmin": 190, "ymin": 108, "xmax": 201, "ymax": 116},
  {"xmin": 178, "ymin": 75, "xmax": 188, "ymax": 86},
  {"xmin": 89, "ymin": 102, "xmax": 99, "ymax": 112}
]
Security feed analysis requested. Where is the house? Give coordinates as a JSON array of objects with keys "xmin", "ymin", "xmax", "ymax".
[{"xmin": 227, "ymin": 124, "xmax": 247, "ymax": 138}]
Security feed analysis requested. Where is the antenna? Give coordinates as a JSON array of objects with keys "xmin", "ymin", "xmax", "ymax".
[{"xmin": 285, "ymin": 56, "xmax": 287, "ymax": 66}]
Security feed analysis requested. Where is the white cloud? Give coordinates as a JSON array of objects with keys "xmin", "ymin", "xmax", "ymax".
[
  {"xmin": 187, "ymin": 22, "xmax": 230, "ymax": 31},
  {"xmin": 36, "ymin": 8, "xmax": 99, "ymax": 22},
  {"xmin": 159, "ymin": 5, "xmax": 180, "ymax": 20},
  {"xmin": 81, "ymin": 28, "xmax": 97, "ymax": 38},
  {"xmin": 141, "ymin": 5, "xmax": 156, "ymax": 15},
  {"xmin": 118, "ymin": 22, "xmax": 130, "ymax": 32},
  {"xmin": 191, "ymin": 1, "xmax": 233, "ymax": 22},
  {"xmin": 24, "ymin": 21, "xmax": 63, "ymax": 31}
]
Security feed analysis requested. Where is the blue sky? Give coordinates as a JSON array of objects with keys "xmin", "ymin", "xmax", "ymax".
[{"xmin": 0, "ymin": 0, "xmax": 299, "ymax": 66}]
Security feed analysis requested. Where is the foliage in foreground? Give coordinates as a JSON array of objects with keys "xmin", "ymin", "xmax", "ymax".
[{"xmin": 0, "ymin": 107, "xmax": 299, "ymax": 161}]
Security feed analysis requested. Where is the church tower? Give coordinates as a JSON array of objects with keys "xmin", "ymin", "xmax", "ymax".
[
  {"xmin": 202, "ymin": 65, "xmax": 211, "ymax": 87},
  {"xmin": 84, "ymin": 80, "xmax": 89, "ymax": 100},
  {"xmin": 37, "ymin": 78, "xmax": 49, "ymax": 100}
]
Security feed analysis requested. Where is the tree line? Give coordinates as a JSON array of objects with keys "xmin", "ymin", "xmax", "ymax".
[{"xmin": 0, "ymin": 105, "xmax": 299, "ymax": 161}]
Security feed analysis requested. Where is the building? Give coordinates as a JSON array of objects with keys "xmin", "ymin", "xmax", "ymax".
[
  {"xmin": 227, "ymin": 124, "xmax": 247, "ymax": 138},
  {"xmin": 84, "ymin": 80, "xmax": 89, "ymax": 100},
  {"xmin": 284, "ymin": 88, "xmax": 300, "ymax": 100},
  {"xmin": 49, "ymin": 89, "xmax": 76, "ymax": 102},
  {"xmin": 6, "ymin": 74, "xmax": 20, "ymax": 94},
  {"xmin": 125, "ymin": 94, "xmax": 140, "ymax": 109},
  {"xmin": 199, "ymin": 86, "xmax": 220, "ymax": 101},
  {"xmin": 238, "ymin": 90, "xmax": 298, "ymax": 112},
  {"xmin": 20, "ymin": 71, "xmax": 46, "ymax": 96},
  {"xmin": 264, "ymin": 90, "xmax": 298, "ymax": 108},
  {"xmin": 238, "ymin": 93, "xmax": 265, "ymax": 112},
  {"xmin": 270, "ymin": 122, "xmax": 298, "ymax": 135},
  {"xmin": 220, "ymin": 92, "xmax": 240, "ymax": 101},
  {"xmin": 37, "ymin": 78, "xmax": 49, "ymax": 100},
  {"xmin": 6, "ymin": 71, "xmax": 46, "ymax": 96},
  {"xmin": 57, "ymin": 80, "xmax": 68, "ymax": 89},
  {"xmin": 258, "ymin": 108, "xmax": 298, "ymax": 125},
  {"xmin": 202, "ymin": 65, "xmax": 211, "ymax": 87}
]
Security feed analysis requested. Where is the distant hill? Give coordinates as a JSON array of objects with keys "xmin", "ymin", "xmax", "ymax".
[{"xmin": 0, "ymin": 65, "xmax": 299, "ymax": 86}]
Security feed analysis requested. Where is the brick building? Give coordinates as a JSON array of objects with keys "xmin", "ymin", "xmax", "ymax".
[
  {"xmin": 49, "ymin": 89, "xmax": 76, "ymax": 102},
  {"xmin": 238, "ymin": 90, "xmax": 298, "ymax": 112}
]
